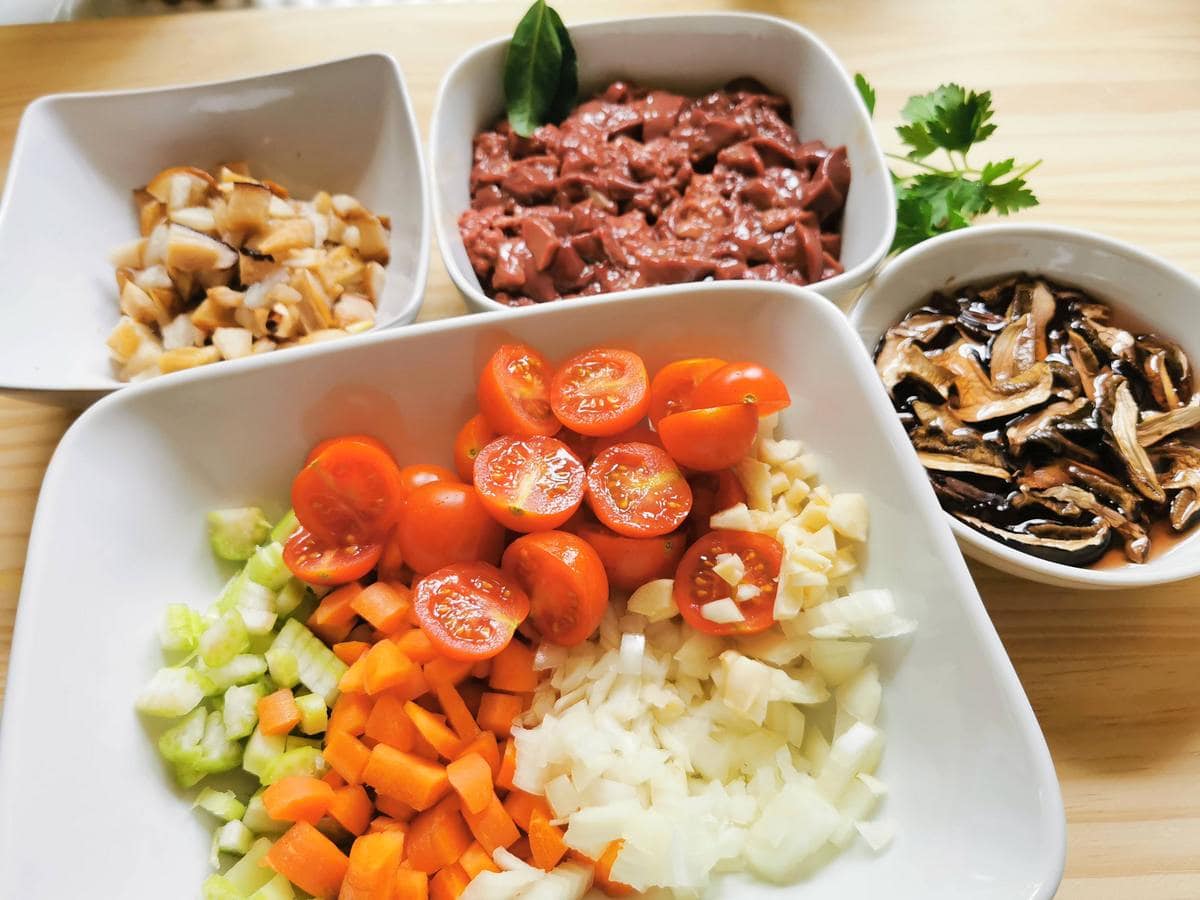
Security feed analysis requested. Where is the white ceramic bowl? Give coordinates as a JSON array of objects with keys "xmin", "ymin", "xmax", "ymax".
[
  {"xmin": 0, "ymin": 283, "xmax": 1061, "ymax": 898},
  {"xmin": 430, "ymin": 13, "xmax": 894, "ymax": 313},
  {"xmin": 0, "ymin": 53, "xmax": 429, "ymax": 404},
  {"xmin": 849, "ymin": 223, "xmax": 1200, "ymax": 590}
]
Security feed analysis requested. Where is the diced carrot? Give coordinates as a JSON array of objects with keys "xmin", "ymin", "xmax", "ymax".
[
  {"xmin": 462, "ymin": 791, "xmax": 520, "ymax": 853},
  {"xmin": 430, "ymin": 863, "xmax": 470, "ymax": 900},
  {"xmin": 405, "ymin": 795, "xmax": 473, "ymax": 874},
  {"xmin": 470, "ymin": 659, "xmax": 491, "ymax": 680},
  {"xmin": 528, "ymin": 807, "xmax": 568, "ymax": 871},
  {"xmin": 364, "ymin": 693, "xmax": 417, "ymax": 751},
  {"xmin": 457, "ymin": 842, "xmax": 500, "ymax": 880},
  {"xmin": 329, "ymin": 693, "xmax": 373, "ymax": 737},
  {"xmin": 262, "ymin": 775, "xmax": 334, "ymax": 825},
  {"xmin": 338, "ymin": 655, "xmax": 369, "ymax": 694},
  {"xmin": 488, "ymin": 641, "xmax": 538, "ymax": 693},
  {"xmin": 404, "ymin": 701, "xmax": 463, "ymax": 759},
  {"xmin": 411, "ymin": 730, "xmax": 442, "ymax": 762},
  {"xmin": 423, "ymin": 656, "xmax": 473, "ymax": 688},
  {"xmin": 328, "ymin": 784, "xmax": 373, "ymax": 836},
  {"xmin": 476, "ymin": 692, "xmax": 523, "ymax": 738},
  {"xmin": 322, "ymin": 770, "xmax": 347, "ymax": 790},
  {"xmin": 388, "ymin": 665, "xmax": 430, "ymax": 703},
  {"xmin": 508, "ymin": 835, "xmax": 532, "ymax": 863},
  {"xmin": 394, "ymin": 629, "xmax": 438, "ymax": 664},
  {"xmin": 458, "ymin": 681, "xmax": 485, "ymax": 718},
  {"xmin": 375, "ymin": 793, "xmax": 417, "ymax": 822},
  {"xmin": 361, "ymin": 744, "xmax": 450, "ymax": 811},
  {"xmin": 324, "ymin": 731, "xmax": 372, "ymax": 785},
  {"xmin": 264, "ymin": 821, "xmax": 350, "ymax": 899},
  {"xmin": 595, "ymin": 840, "xmax": 634, "ymax": 896},
  {"xmin": 308, "ymin": 582, "xmax": 364, "ymax": 644},
  {"xmin": 340, "ymin": 829, "xmax": 406, "ymax": 899},
  {"xmin": 496, "ymin": 739, "xmax": 518, "ymax": 791},
  {"xmin": 351, "ymin": 581, "xmax": 413, "ymax": 634},
  {"xmin": 502, "ymin": 790, "xmax": 551, "ymax": 832},
  {"xmin": 257, "ymin": 689, "xmax": 301, "ymax": 736},
  {"xmin": 362, "ymin": 640, "xmax": 421, "ymax": 696},
  {"xmin": 455, "ymin": 731, "xmax": 501, "ymax": 781},
  {"xmin": 445, "ymin": 753, "xmax": 494, "ymax": 816},
  {"xmin": 434, "ymin": 683, "xmax": 481, "ymax": 743},
  {"xmin": 333, "ymin": 641, "xmax": 372, "ymax": 665},
  {"xmin": 393, "ymin": 865, "xmax": 429, "ymax": 900},
  {"xmin": 369, "ymin": 816, "xmax": 407, "ymax": 834}
]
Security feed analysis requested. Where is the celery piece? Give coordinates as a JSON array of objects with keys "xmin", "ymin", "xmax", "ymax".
[
  {"xmin": 201, "ymin": 875, "xmax": 242, "ymax": 900},
  {"xmin": 249, "ymin": 873, "xmax": 296, "ymax": 900},
  {"xmin": 246, "ymin": 542, "xmax": 292, "ymax": 591},
  {"xmin": 271, "ymin": 619, "xmax": 348, "ymax": 706},
  {"xmin": 269, "ymin": 509, "xmax": 300, "ymax": 545},
  {"xmin": 223, "ymin": 683, "xmax": 265, "ymax": 740},
  {"xmin": 274, "ymin": 579, "xmax": 306, "ymax": 617},
  {"xmin": 224, "ymin": 837, "xmax": 276, "ymax": 893},
  {"xmin": 265, "ymin": 648, "xmax": 299, "ymax": 689},
  {"xmin": 243, "ymin": 725, "xmax": 286, "ymax": 779},
  {"xmin": 239, "ymin": 608, "xmax": 278, "ymax": 637},
  {"xmin": 284, "ymin": 735, "xmax": 322, "ymax": 753},
  {"xmin": 157, "ymin": 706, "xmax": 207, "ymax": 764},
  {"xmin": 135, "ymin": 666, "xmax": 212, "ymax": 717},
  {"xmin": 294, "ymin": 693, "xmax": 328, "ymax": 735},
  {"xmin": 260, "ymin": 746, "xmax": 327, "ymax": 785},
  {"xmin": 203, "ymin": 655, "xmax": 268, "ymax": 693},
  {"xmin": 159, "ymin": 604, "xmax": 205, "ymax": 655},
  {"xmin": 289, "ymin": 591, "xmax": 320, "ymax": 625},
  {"xmin": 217, "ymin": 820, "xmax": 256, "ymax": 856},
  {"xmin": 243, "ymin": 791, "xmax": 289, "ymax": 835},
  {"xmin": 187, "ymin": 711, "xmax": 243, "ymax": 781},
  {"xmin": 200, "ymin": 610, "xmax": 250, "ymax": 668},
  {"xmin": 208, "ymin": 508, "xmax": 271, "ymax": 562},
  {"xmin": 194, "ymin": 787, "xmax": 246, "ymax": 822}
]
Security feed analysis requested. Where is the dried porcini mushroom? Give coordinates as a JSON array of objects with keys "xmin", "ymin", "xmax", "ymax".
[{"xmin": 876, "ymin": 273, "xmax": 1200, "ymax": 567}]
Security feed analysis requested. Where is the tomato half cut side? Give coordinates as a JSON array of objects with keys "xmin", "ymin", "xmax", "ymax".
[
  {"xmin": 283, "ymin": 526, "xmax": 382, "ymax": 587},
  {"xmin": 397, "ymin": 463, "xmax": 460, "ymax": 502},
  {"xmin": 399, "ymin": 482, "xmax": 506, "ymax": 575},
  {"xmin": 574, "ymin": 522, "xmax": 688, "ymax": 592},
  {"xmin": 454, "ymin": 414, "xmax": 497, "ymax": 482},
  {"xmin": 292, "ymin": 439, "xmax": 404, "ymax": 546},
  {"xmin": 501, "ymin": 531, "xmax": 608, "ymax": 646},
  {"xmin": 688, "ymin": 361, "xmax": 791, "ymax": 416},
  {"xmin": 586, "ymin": 442, "xmax": 692, "ymax": 538},
  {"xmin": 656, "ymin": 404, "xmax": 759, "ymax": 471},
  {"xmin": 674, "ymin": 529, "xmax": 782, "ymax": 636},
  {"xmin": 473, "ymin": 435, "xmax": 586, "ymax": 532},
  {"xmin": 413, "ymin": 562, "xmax": 531, "ymax": 661},
  {"xmin": 477, "ymin": 343, "xmax": 560, "ymax": 437},
  {"xmin": 305, "ymin": 434, "xmax": 392, "ymax": 467},
  {"xmin": 648, "ymin": 357, "xmax": 727, "ymax": 427},
  {"xmin": 550, "ymin": 348, "xmax": 651, "ymax": 437}
]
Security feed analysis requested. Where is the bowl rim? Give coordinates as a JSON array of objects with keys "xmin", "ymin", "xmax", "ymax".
[
  {"xmin": 848, "ymin": 221, "xmax": 1200, "ymax": 589},
  {"xmin": 428, "ymin": 11, "xmax": 896, "ymax": 313},
  {"xmin": 0, "ymin": 51, "xmax": 431, "ymax": 398}
]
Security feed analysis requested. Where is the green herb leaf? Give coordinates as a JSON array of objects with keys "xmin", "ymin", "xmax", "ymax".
[
  {"xmin": 983, "ymin": 177, "xmax": 1039, "ymax": 215},
  {"xmin": 895, "ymin": 123, "xmax": 940, "ymax": 160},
  {"xmin": 898, "ymin": 83, "xmax": 996, "ymax": 155},
  {"xmin": 854, "ymin": 73, "xmax": 876, "ymax": 116},
  {"xmin": 504, "ymin": 0, "xmax": 577, "ymax": 138}
]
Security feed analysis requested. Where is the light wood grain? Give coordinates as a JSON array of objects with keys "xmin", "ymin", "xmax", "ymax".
[{"xmin": 0, "ymin": 1, "xmax": 1198, "ymax": 895}]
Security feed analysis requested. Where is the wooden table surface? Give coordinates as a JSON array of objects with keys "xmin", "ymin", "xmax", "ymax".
[{"xmin": 1, "ymin": 1, "xmax": 1198, "ymax": 895}]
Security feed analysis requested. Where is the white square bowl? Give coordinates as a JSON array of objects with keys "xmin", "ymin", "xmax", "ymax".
[
  {"xmin": 430, "ymin": 13, "xmax": 895, "ymax": 313},
  {"xmin": 0, "ymin": 283, "xmax": 1061, "ymax": 898},
  {"xmin": 0, "ymin": 53, "xmax": 429, "ymax": 404}
]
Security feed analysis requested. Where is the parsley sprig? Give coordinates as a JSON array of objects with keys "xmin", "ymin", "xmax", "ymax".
[{"xmin": 855, "ymin": 75, "xmax": 1041, "ymax": 252}]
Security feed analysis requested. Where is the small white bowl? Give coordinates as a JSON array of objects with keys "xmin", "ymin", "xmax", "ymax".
[
  {"xmin": 849, "ymin": 223, "xmax": 1200, "ymax": 590},
  {"xmin": 0, "ymin": 283, "xmax": 1061, "ymax": 899},
  {"xmin": 430, "ymin": 13, "xmax": 894, "ymax": 313},
  {"xmin": 0, "ymin": 53, "xmax": 429, "ymax": 404}
]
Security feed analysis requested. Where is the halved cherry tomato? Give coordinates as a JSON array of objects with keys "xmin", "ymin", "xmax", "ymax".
[
  {"xmin": 305, "ymin": 434, "xmax": 391, "ymax": 467},
  {"xmin": 399, "ymin": 482, "xmax": 505, "ymax": 575},
  {"xmin": 688, "ymin": 361, "xmax": 791, "ymax": 416},
  {"xmin": 657, "ymin": 404, "xmax": 758, "ymax": 471},
  {"xmin": 283, "ymin": 526, "xmax": 382, "ymax": 586},
  {"xmin": 413, "ymin": 562, "xmax": 531, "ymax": 661},
  {"xmin": 477, "ymin": 344, "xmax": 559, "ymax": 437},
  {"xmin": 473, "ymin": 435, "xmax": 585, "ymax": 532},
  {"xmin": 586, "ymin": 442, "xmax": 692, "ymax": 538},
  {"xmin": 550, "ymin": 348, "xmax": 650, "ymax": 436},
  {"xmin": 674, "ymin": 529, "xmax": 782, "ymax": 635},
  {"xmin": 688, "ymin": 469, "xmax": 749, "ymax": 539},
  {"xmin": 591, "ymin": 423, "xmax": 663, "ymax": 459},
  {"xmin": 397, "ymin": 463, "xmax": 459, "ymax": 501},
  {"xmin": 292, "ymin": 439, "xmax": 404, "ymax": 546},
  {"xmin": 648, "ymin": 357, "xmax": 727, "ymax": 427},
  {"xmin": 573, "ymin": 522, "xmax": 688, "ymax": 591},
  {"xmin": 501, "ymin": 531, "xmax": 608, "ymax": 646},
  {"xmin": 454, "ymin": 414, "xmax": 497, "ymax": 481}
]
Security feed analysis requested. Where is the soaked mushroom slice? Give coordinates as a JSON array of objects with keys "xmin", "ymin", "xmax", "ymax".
[
  {"xmin": 910, "ymin": 426, "xmax": 1012, "ymax": 480},
  {"xmin": 1064, "ymin": 330, "xmax": 1101, "ymax": 401},
  {"xmin": 1136, "ymin": 401, "xmax": 1200, "ymax": 447},
  {"xmin": 1137, "ymin": 335, "xmax": 1191, "ymax": 410},
  {"xmin": 954, "ymin": 513, "xmax": 1112, "ymax": 566},
  {"xmin": 875, "ymin": 335, "xmax": 955, "ymax": 398},
  {"xmin": 891, "ymin": 312, "xmax": 957, "ymax": 345},
  {"xmin": 1170, "ymin": 488, "xmax": 1200, "ymax": 532},
  {"xmin": 990, "ymin": 281, "xmax": 1055, "ymax": 381},
  {"xmin": 1063, "ymin": 461, "xmax": 1144, "ymax": 521},
  {"xmin": 1074, "ymin": 313, "xmax": 1137, "ymax": 365},
  {"xmin": 1006, "ymin": 397, "xmax": 1097, "ymax": 460},
  {"xmin": 1151, "ymin": 441, "xmax": 1200, "ymax": 492},
  {"xmin": 1098, "ymin": 377, "xmax": 1165, "ymax": 502},
  {"xmin": 1023, "ymin": 484, "xmax": 1149, "ymax": 563},
  {"xmin": 930, "ymin": 474, "xmax": 1011, "ymax": 513},
  {"xmin": 933, "ymin": 342, "xmax": 1053, "ymax": 422}
]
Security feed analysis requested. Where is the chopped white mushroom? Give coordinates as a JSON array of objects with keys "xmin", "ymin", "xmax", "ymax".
[{"xmin": 212, "ymin": 327, "xmax": 253, "ymax": 361}]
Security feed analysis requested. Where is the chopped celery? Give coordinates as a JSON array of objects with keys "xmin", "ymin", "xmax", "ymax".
[
  {"xmin": 202, "ymin": 655, "xmax": 268, "ymax": 693},
  {"xmin": 194, "ymin": 787, "xmax": 246, "ymax": 822},
  {"xmin": 284, "ymin": 735, "xmax": 322, "ymax": 753},
  {"xmin": 201, "ymin": 875, "xmax": 242, "ymax": 900},
  {"xmin": 159, "ymin": 604, "xmax": 205, "ymax": 655},
  {"xmin": 269, "ymin": 509, "xmax": 299, "ymax": 545},
  {"xmin": 274, "ymin": 579, "xmax": 306, "ymax": 617},
  {"xmin": 172, "ymin": 711, "xmax": 242, "ymax": 786},
  {"xmin": 200, "ymin": 610, "xmax": 250, "ymax": 668},
  {"xmin": 246, "ymin": 542, "xmax": 292, "ymax": 591},
  {"xmin": 223, "ymin": 836, "xmax": 276, "ymax": 893},
  {"xmin": 294, "ymin": 693, "xmax": 327, "ymax": 735},
  {"xmin": 243, "ymin": 791, "xmax": 289, "ymax": 835},
  {"xmin": 260, "ymin": 746, "xmax": 327, "ymax": 785},
  {"xmin": 289, "ymin": 590, "xmax": 319, "ymax": 625},
  {"xmin": 136, "ymin": 666, "xmax": 212, "ymax": 717},
  {"xmin": 208, "ymin": 508, "xmax": 271, "ymax": 562},
  {"xmin": 265, "ymin": 648, "xmax": 299, "ymax": 689},
  {"xmin": 249, "ymin": 873, "xmax": 296, "ymax": 900},
  {"xmin": 158, "ymin": 707, "xmax": 207, "ymax": 764},
  {"xmin": 230, "ymin": 579, "xmax": 278, "ymax": 636},
  {"xmin": 223, "ymin": 682, "xmax": 265, "ymax": 740},
  {"xmin": 217, "ymin": 820, "xmax": 255, "ymax": 856},
  {"xmin": 243, "ymin": 725, "xmax": 286, "ymax": 779},
  {"xmin": 239, "ymin": 608, "xmax": 278, "ymax": 637},
  {"xmin": 271, "ymin": 619, "xmax": 347, "ymax": 705}
]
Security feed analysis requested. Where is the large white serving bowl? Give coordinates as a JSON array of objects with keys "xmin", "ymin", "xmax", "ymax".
[
  {"xmin": 849, "ymin": 223, "xmax": 1200, "ymax": 590},
  {"xmin": 0, "ymin": 283, "xmax": 1061, "ymax": 898},
  {"xmin": 0, "ymin": 53, "xmax": 429, "ymax": 404},
  {"xmin": 430, "ymin": 13, "xmax": 895, "ymax": 313}
]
